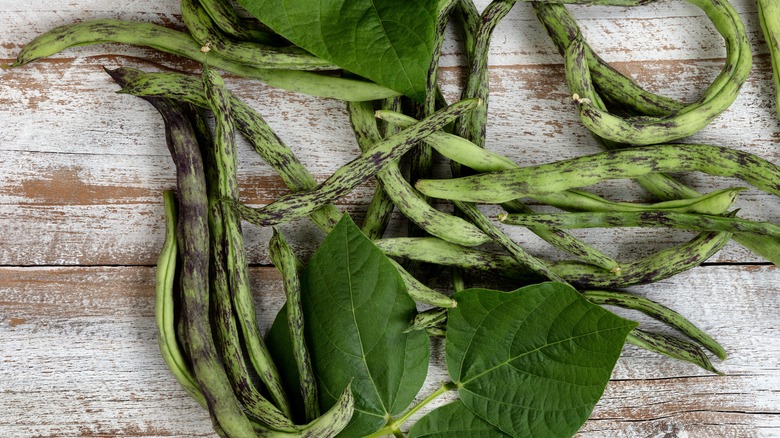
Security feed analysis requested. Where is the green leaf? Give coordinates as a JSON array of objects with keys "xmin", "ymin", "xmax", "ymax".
[
  {"xmin": 408, "ymin": 401, "xmax": 511, "ymax": 438},
  {"xmin": 234, "ymin": 0, "xmax": 438, "ymax": 101},
  {"xmin": 446, "ymin": 282, "xmax": 638, "ymax": 438},
  {"xmin": 301, "ymin": 213, "xmax": 429, "ymax": 437}
]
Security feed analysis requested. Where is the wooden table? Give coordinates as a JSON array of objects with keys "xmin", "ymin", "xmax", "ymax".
[{"xmin": 1, "ymin": 0, "xmax": 778, "ymax": 436}]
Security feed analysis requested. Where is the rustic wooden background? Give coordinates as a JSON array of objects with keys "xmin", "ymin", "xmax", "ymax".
[{"xmin": 1, "ymin": 0, "xmax": 778, "ymax": 436}]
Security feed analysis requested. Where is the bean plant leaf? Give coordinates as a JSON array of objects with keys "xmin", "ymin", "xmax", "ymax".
[
  {"xmin": 234, "ymin": 0, "xmax": 438, "ymax": 101},
  {"xmin": 295, "ymin": 213, "xmax": 429, "ymax": 437},
  {"xmin": 447, "ymin": 282, "xmax": 638, "ymax": 438},
  {"xmin": 408, "ymin": 401, "xmax": 511, "ymax": 438}
]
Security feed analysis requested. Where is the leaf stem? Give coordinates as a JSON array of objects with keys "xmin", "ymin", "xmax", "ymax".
[{"xmin": 366, "ymin": 381, "xmax": 457, "ymax": 437}]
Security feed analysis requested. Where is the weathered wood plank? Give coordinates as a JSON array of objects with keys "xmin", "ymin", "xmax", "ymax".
[{"xmin": 0, "ymin": 265, "xmax": 777, "ymax": 436}]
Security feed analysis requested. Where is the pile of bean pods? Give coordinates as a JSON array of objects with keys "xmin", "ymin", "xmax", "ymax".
[{"xmin": 7, "ymin": 0, "xmax": 780, "ymax": 436}]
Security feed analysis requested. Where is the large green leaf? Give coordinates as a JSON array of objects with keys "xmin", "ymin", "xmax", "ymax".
[
  {"xmin": 234, "ymin": 0, "xmax": 438, "ymax": 101},
  {"xmin": 447, "ymin": 282, "xmax": 637, "ymax": 438},
  {"xmin": 300, "ymin": 213, "xmax": 429, "ymax": 437},
  {"xmin": 408, "ymin": 401, "xmax": 510, "ymax": 438}
]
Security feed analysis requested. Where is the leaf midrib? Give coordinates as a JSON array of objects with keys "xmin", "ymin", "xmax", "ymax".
[
  {"xmin": 460, "ymin": 318, "xmax": 635, "ymax": 387},
  {"xmin": 345, "ymin": 232, "xmax": 390, "ymax": 418}
]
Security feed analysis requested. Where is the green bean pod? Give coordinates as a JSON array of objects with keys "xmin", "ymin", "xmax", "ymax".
[
  {"xmin": 627, "ymin": 328, "xmax": 722, "ymax": 374},
  {"xmin": 457, "ymin": 0, "xmax": 517, "ymax": 148},
  {"xmin": 181, "ymin": 0, "xmax": 334, "ymax": 71},
  {"xmin": 269, "ymin": 229, "xmax": 319, "ymax": 422},
  {"xmin": 237, "ymin": 98, "xmax": 480, "ymax": 227},
  {"xmin": 377, "ymin": 111, "xmax": 744, "ymax": 215},
  {"xmin": 346, "ymin": 100, "xmax": 489, "ymax": 246},
  {"xmin": 532, "ymin": 2, "xmax": 684, "ymax": 116},
  {"xmin": 105, "ymin": 67, "xmax": 453, "ymax": 309},
  {"xmin": 374, "ymin": 231, "xmax": 731, "ymax": 289},
  {"xmin": 198, "ymin": 0, "xmax": 281, "ymax": 44},
  {"xmin": 583, "ymin": 290, "xmax": 726, "ymax": 359},
  {"xmin": 405, "ymin": 308, "xmax": 449, "ymax": 333},
  {"xmin": 759, "ymin": 0, "xmax": 780, "ymax": 119},
  {"xmin": 501, "ymin": 210, "xmax": 780, "ymax": 241},
  {"xmin": 10, "ymin": 19, "xmax": 399, "ymax": 101},
  {"xmin": 148, "ymin": 97, "xmax": 256, "ymax": 437},
  {"xmin": 155, "ymin": 190, "xmax": 208, "ymax": 408},
  {"xmin": 254, "ymin": 385, "xmax": 355, "ymax": 438},
  {"xmin": 569, "ymin": 0, "xmax": 751, "ymax": 145},
  {"xmin": 415, "ymin": 144, "xmax": 780, "ymax": 204},
  {"xmin": 553, "ymin": 228, "xmax": 733, "ymax": 288},
  {"xmin": 453, "ymin": 201, "xmax": 566, "ymax": 282},
  {"xmin": 204, "ymin": 66, "xmax": 292, "ymax": 417}
]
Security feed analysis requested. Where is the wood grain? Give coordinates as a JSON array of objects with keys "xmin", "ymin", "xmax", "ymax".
[{"xmin": 0, "ymin": 0, "xmax": 778, "ymax": 436}]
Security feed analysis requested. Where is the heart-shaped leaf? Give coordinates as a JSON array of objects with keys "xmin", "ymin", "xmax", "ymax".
[
  {"xmin": 284, "ymin": 213, "xmax": 429, "ymax": 436},
  {"xmin": 234, "ymin": 0, "xmax": 438, "ymax": 101},
  {"xmin": 447, "ymin": 282, "xmax": 637, "ymax": 438},
  {"xmin": 408, "ymin": 401, "xmax": 511, "ymax": 438}
]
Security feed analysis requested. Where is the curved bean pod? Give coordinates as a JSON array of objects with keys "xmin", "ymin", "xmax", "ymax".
[
  {"xmin": 415, "ymin": 144, "xmax": 780, "ymax": 203},
  {"xmin": 532, "ymin": 2, "xmax": 684, "ymax": 116},
  {"xmin": 237, "ymin": 98, "xmax": 480, "ymax": 227},
  {"xmin": 553, "ymin": 228, "xmax": 732, "ymax": 288},
  {"xmin": 10, "ymin": 19, "xmax": 399, "ymax": 101},
  {"xmin": 269, "ymin": 229, "xmax": 319, "ymax": 422},
  {"xmin": 155, "ymin": 190, "xmax": 207, "ymax": 408},
  {"xmin": 628, "ymin": 328, "xmax": 722, "ymax": 374},
  {"xmin": 204, "ymin": 67, "xmax": 292, "ymax": 418},
  {"xmin": 453, "ymin": 201, "xmax": 566, "ymax": 282},
  {"xmin": 149, "ymin": 97, "xmax": 256, "ymax": 437},
  {"xmin": 106, "ymin": 67, "xmax": 454, "ymax": 308},
  {"xmin": 198, "ymin": 0, "xmax": 281, "ymax": 44},
  {"xmin": 583, "ymin": 290, "xmax": 726, "ymax": 359},
  {"xmin": 569, "ymin": 0, "xmax": 751, "ymax": 145},
  {"xmin": 181, "ymin": 0, "xmax": 334, "ymax": 71},
  {"xmin": 347, "ymin": 100, "xmax": 490, "ymax": 246}
]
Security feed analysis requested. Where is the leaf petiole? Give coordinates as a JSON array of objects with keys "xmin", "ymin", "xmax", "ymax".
[{"xmin": 367, "ymin": 381, "xmax": 457, "ymax": 438}]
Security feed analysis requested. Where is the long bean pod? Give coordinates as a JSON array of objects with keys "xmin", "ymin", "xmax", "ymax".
[
  {"xmin": 198, "ymin": 0, "xmax": 281, "ymax": 44},
  {"xmin": 181, "ymin": 0, "xmax": 334, "ymax": 71},
  {"xmin": 759, "ymin": 0, "xmax": 780, "ymax": 119},
  {"xmin": 553, "ymin": 228, "xmax": 733, "ymax": 288},
  {"xmin": 10, "ymin": 19, "xmax": 398, "ymax": 100},
  {"xmin": 346, "ymin": 100, "xmax": 490, "ymax": 246},
  {"xmin": 378, "ymin": 111, "xmax": 744, "ymax": 214},
  {"xmin": 269, "ymin": 229, "xmax": 319, "ymax": 422},
  {"xmin": 567, "ymin": 0, "xmax": 751, "ymax": 145},
  {"xmin": 106, "ymin": 67, "xmax": 454, "ymax": 308},
  {"xmin": 628, "ymin": 328, "xmax": 722, "ymax": 374},
  {"xmin": 148, "ymin": 96, "xmax": 256, "ymax": 437},
  {"xmin": 532, "ymin": 2, "xmax": 685, "ymax": 116},
  {"xmin": 236, "ymin": 98, "xmax": 480, "ymax": 227},
  {"xmin": 204, "ymin": 66, "xmax": 292, "ymax": 417},
  {"xmin": 155, "ymin": 190, "xmax": 208, "ymax": 408},
  {"xmin": 583, "ymin": 290, "xmax": 726, "ymax": 359},
  {"xmin": 501, "ymin": 210, "xmax": 780, "ymax": 240},
  {"xmin": 453, "ymin": 201, "xmax": 566, "ymax": 282},
  {"xmin": 415, "ymin": 144, "xmax": 780, "ymax": 203}
]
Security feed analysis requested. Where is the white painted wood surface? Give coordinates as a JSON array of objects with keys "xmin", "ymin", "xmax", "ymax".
[{"xmin": 0, "ymin": 0, "xmax": 778, "ymax": 436}]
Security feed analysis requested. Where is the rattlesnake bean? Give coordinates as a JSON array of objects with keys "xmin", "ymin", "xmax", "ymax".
[
  {"xmin": 181, "ymin": 0, "xmax": 333, "ymax": 71},
  {"xmin": 500, "ymin": 210, "xmax": 780, "ymax": 240},
  {"xmin": 236, "ymin": 98, "xmax": 480, "ymax": 227},
  {"xmin": 10, "ymin": 20, "xmax": 398, "ymax": 100},
  {"xmin": 269, "ymin": 230, "xmax": 319, "ymax": 422},
  {"xmin": 146, "ymin": 96, "xmax": 255, "ymax": 437},
  {"xmin": 415, "ymin": 144, "xmax": 780, "ymax": 203},
  {"xmin": 582, "ymin": 290, "xmax": 726, "ymax": 359}
]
